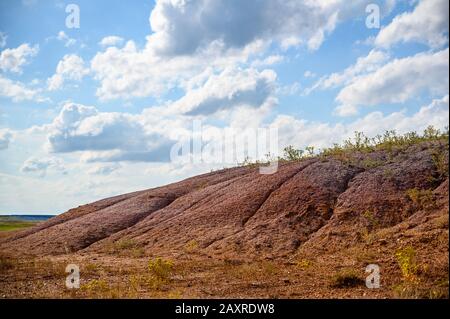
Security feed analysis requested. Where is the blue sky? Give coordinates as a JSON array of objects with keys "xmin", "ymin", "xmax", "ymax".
[{"xmin": 0, "ymin": 0, "xmax": 448, "ymax": 214}]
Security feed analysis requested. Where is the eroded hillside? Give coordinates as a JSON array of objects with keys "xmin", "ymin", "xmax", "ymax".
[{"xmin": 0, "ymin": 135, "xmax": 448, "ymax": 298}]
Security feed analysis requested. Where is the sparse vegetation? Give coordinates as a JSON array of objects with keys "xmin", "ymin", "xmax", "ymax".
[
  {"xmin": 358, "ymin": 227, "xmax": 375, "ymax": 244},
  {"xmin": 298, "ymin": 126, "xmax": 447, "ymax": 162},
  {"xmin": 262, "ymin": 261, "xmax": 277, "ymax": 276},
  {"xmin": 430, "ymin": 148, "xmax": 449, "ymax": 179},
  {"xmin": 1, "ymin": 126, "xmax": 448, "ymax": 299},
  {"xmin": 406, "ymin": 188, "xmax": 435, "ymax": 210},
  {"xmin": 148, "ymin": 257, "xmax": 174, "ymax": 281},
  {"xmin": 145, "ymin": 257, "xmax": 175, "ymax": 290},
  {"xmin": 81, "ymin": 279, "xmax": 109, "ymax": 295},
  {"xmin": 184, "ymin": 239, "xmax": 199, "ymax": 253},
  {"xmin": 296, "ymin": 259, "xmax": 313, "ymax": 270},
  {"xmin": 83, "ymin": 262, "xmax": 101, "ymax": 276},
  {"xmin": 106, "ymin": 238, "xmax": 145, "ymax": 257},
  {"xmin": 128, "ymin": 274, "xmax": 147, "ymax": 295},
  {"xmin": 283, "ymin": 145, "xmax": 304, "ymax": 161},
  {"xmin": 362, "ymin": 210, "xmax": 380, "ymax": 231},
  {"xmin": 360, "ymin": 158, "xmax": 385, "ymax": 169},
  {"xmin": 196, "ymin": 181, "xmax": 208, "ymax": 190},
  {"xmin": 239, "ymin": 156, "xmax": 260, "ymax": 168},
  {"xmin": 395, "ymin": 246, "xmax": 418, "ymax": 282},
  {"xmin": 325, "ymin": 126, "xmax": 448, "ymax": 157},
  {"xmin": 114, "ymin": 238, "xmax": 137, "ymax": 250},
  {"xmin": 237, "ymin": 126, "xmax": 449, "ymax": 172}
]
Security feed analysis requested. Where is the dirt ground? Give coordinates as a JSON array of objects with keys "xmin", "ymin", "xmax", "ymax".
[
  {"xmin": 1, "ymin": 231, "xmax": 448, "ymax": 299},
  {"xmin": 1, "ymin": 139, "xmax": 448, "ymax": 299}
]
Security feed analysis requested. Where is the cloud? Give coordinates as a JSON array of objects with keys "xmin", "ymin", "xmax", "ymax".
[
  {"xmin": 99, "ymin": 36, "xmax": 124, "ymax": 47},
  {"xmin": 251, "ymin": 55, "xmax": 284, "ymax": 68},
  {"xmin": 0, "ymin": 32, "xmax": 7, "ymax": 48},
  {"xmin": 273, "ymin": 95, "xmax": 449, "ymax": 150},
  {"xmin": 0, "ymin": 129, "xmax": 13, "ymax": 150},
  {"xmin": 42, "ymin": 66, "xmax": 277, "ymax": 162},
  {"xmin": 375, "ymin": 0, "xmax": 449, "ymax": 48},
  {"xmin": 0, "ymin": 43, "xmax": 39, "ymax": 73},
  {"xmin": 21, "ymin": 156, "xmax": 66, "ymax": 177},
  {"xmin": 169, "ymin": 67, "xmax": 277, "ymax": 116},
  {"xmin": 41, "ymin": 96, "xmax": 449, "ymax": 166},
  {"xmin": 90, "ymin": 0, "xmax": 394, "ymax": 101},
  {"xmin": 44, "ymin": 102, "xmax": 98, "ymax": 150},
  {"xmin": 306, "ymin": 50, "xmax": 389, "ymax": 94},
  {"xmin": 347, "ymin": 95, "xmax": 450, "ymax": 136},
  {"xmin": 148, "ymin": 0, "xmax": 381, "ymax": 55},
  {"xmin": 335, "ymin": 48, "xmax": 449, "ymax": 116},
  {"xmin": 47, "ymin": 54, "xmax": 89, "ymax": 90},
  {"xmin": 57, "ymin": 31, "xmax": 76, "ymax": 47},
  {"xmin": 91, "ymin": 39, "xmax": 262, "ymax": 100},
  {"xmin": 303, "ymin": 71, "xmax": 316, "ymax": 78},
  {"xmin": 44, "ymin": 102, "xmax": 176, "ymax": 163},
  {"xmin": 277, "ymin": 82, "xmax": 301, "ymax": 96},
  {"xmin": 0, "ymin": 74, "xmax": 43, "ymax": 102},
  {"xmin": 88, "ymin": 163, "xmax": 121, "ymax": 175}
]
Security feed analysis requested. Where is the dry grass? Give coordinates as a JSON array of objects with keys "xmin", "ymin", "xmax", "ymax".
[{"xmin": 1, "ymin": 250, "xmax": 447, "ymax": 299}]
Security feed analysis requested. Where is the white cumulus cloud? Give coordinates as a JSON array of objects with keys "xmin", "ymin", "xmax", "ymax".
[
  {"xmin": 335, "ymin": 48, "xmax": 449, "ymax": 116},
  {"xmin": 47, "ymin": 54, "xmax": 90, "ymax": 91},
  {"xmin": 99, "ymin": 36, "xmax": 124, "ymax": 47},
  {"xmin": 375, "ymin": 0, "xmax": 449, "ymax": 48},
  {"xmin": 306, "ymin": 49, "xmax": 390, "ymax": 94},
  {"xmin": 0, "ymin": 74, "xmax": 43, "ymax": 102},
  {"xmin": 148, "ymin": 0, "xmax": 388, "ymax": 55},
  {"xmin": 90, "ymin": 0, "xmax": 395, "ymax": 101},
  {"xmin": 44, "ymin": 102, "xmax": 176, "ymax": 163},
  {"xmin": 0, "ymin": 43, "xmax": 39, "ymax": 73},
  {"xmin": 274, "ymin": 95, "xmax": 449, "ymax": 151},
  {"xmin": 21, "ymin": 156, "xmax": 67, "ymax": 177},
  {"xmin": 169, "ymin": 67, "xmax": 277, "ymax": 116}
]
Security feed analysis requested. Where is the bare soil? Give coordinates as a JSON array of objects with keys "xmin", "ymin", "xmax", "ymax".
[{"xmin": 0, "ymin": 140, "xmax": 448, "ymax": 298}]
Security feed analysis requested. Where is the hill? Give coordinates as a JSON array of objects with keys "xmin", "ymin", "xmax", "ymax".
[{"xmin": 0, "ymin": 130, "xmax": 448, "ymax": 298}]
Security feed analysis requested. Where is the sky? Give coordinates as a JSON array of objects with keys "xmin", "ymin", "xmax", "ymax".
[{"xmin": 0, "ymin": 0, "xmax": 448, "ymax": 215}]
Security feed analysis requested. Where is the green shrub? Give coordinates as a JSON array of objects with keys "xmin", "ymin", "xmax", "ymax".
[
  {"xmin": 406, "ymin": 188, "xmax": 435, "ymax": 210},
  {"xmin": 395, "ymin": 246, "xmax": 418, "ymax": 282},
  {"xmin": 431, "ymin": 149, "xmax": 449, "ymax": 179},
  {"xmin": 296, "ymin": 259, "xmax": 313, "ymax": 270},
  {"xmin": 305, "ymin": 146, "xmax": 315, "ymax": 157},
  {"xmin": 283, "ymin": 145, "xmax": 304, "ymax": 161},
  {"xmin": 148, "ymin": 257, "xmax": 174, "ymax": 281},
  {"xmin": 279, "ymin": 126, "xmax": 448, "ymax": 165},
  {"xmin": 81, "ymin": 279, "xmax": 110, "ymax": 297},
  {"xmin": 184, "ymin": 240, "xmax": 199, "ymax": 253}
]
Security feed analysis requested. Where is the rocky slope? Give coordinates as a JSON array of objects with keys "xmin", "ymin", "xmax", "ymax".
[{"xmin": 1, "ymin": 140, "xmax": 448, "ymax": 263}]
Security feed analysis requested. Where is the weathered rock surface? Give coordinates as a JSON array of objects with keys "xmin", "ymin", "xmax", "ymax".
[{"xmin": 1, "ymin": 140, "xmax": 448, "ymax": 259}]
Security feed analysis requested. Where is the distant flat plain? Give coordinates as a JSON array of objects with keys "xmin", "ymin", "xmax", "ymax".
[{"xmin": 0, "ymin": 215, "xmax": 53, "ymax": 232}]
